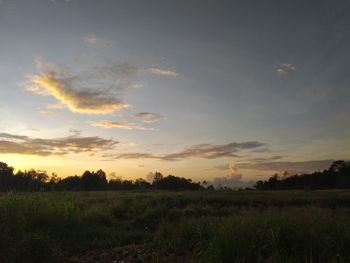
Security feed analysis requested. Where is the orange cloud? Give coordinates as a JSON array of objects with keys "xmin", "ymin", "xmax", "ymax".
[
  {"xmin": 25, "ymin": 58, "xmax": 177, "ymax": 115},
  {"xmin": 29, "ymin": 73, "xmax": 128, "ymax": 114},
  {"xmin": 90, "ymin": 120, "xmax": 153, "ymax": 130}
]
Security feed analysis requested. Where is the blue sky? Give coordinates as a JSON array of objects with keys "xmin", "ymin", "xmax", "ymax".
[{"xmin": 0, "ymin": 0, "xmax": 349, "ymax": 186}]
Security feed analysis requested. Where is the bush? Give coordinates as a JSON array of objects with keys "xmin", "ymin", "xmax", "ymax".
[{"xmin": 15, "ymin": 233, "xmax": 59, "ymax": 263}]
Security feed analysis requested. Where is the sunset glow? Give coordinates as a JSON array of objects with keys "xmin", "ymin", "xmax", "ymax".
[{"xmin": 1, "ymin": 0, "xmax": 349, "ymax": 188}]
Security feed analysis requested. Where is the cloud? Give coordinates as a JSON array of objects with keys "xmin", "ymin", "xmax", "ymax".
[
  {"xmin": 108, "ymin": 153, "xmax": 159, "ymax": 160},
  {"xmin": 162, "ymin": 141, "xmax": 265, "ymax": 161},
  {"xmin": 145, "ymin": 68, "xmax": 178, "ymax": 77},
  {"xmin": 106, "ymin": 141, "xmax": 265, "ymax": 161},
  {"xmin": 249, "ymin": 155, "xmax": 285, "ymax": 162},
  {"xmin": 85, "ymin": 34, "xmax": 98, "ymax": 45},
  {"xmin": 134, "ymin": 112, "xmax": 164, "ymax": 123},
  {"xmin": 145, "ymin": 172, "xmax": 156, "ymax": 182},
  {"xmin": 212, "ymin": 174, "xmax": 254, "ymax": 189},
  {"xmin": 68, "ymin": 129, "xmax": 82, "ymax": 136},
  {"xmin": 47, "ymin": 103, "xmax": 65, "ymax": 110},
  {"xmin": 0, "ymin": 132, "xmax": 118, "ymax": 156},
  {"xmin": 237, "ymin": 160, "xmax": 334, "ymax": 173},
  {"xmin": 90, "ymin": 120, "xmax": 153, "ymax": 130},
  {"xmin": 39, "ymin": 110, "xmax": 59, "ymax": 117},
  {"xmin": 25, "ymin": 58, "xmax": 177, "ymax": 115},
  {"xmin": 210, "ymin": 163, "xmax": 254, "ymax": 188},
  {"xmin": 211, "ymin": 163, "xmax": 239, "ymax": 174},
  {"xmin": 25, "ymin": 59, "xmax": 130, "ymax": 114},
  {"xmin": 276, "ymin": 63, "xmax": 297, "ymax": 75},
  {"xmin": 212, "ymin": 164, "xmax": 230, "ymax": 171},
  {"xmin": 84, "ymin": 34, "xmax": 114, "ymax": 47}
]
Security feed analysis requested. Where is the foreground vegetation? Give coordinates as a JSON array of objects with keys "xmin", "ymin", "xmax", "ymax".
[{"xmin": 1, "ymin": 190, "xmax": 350, "ymax": 262}]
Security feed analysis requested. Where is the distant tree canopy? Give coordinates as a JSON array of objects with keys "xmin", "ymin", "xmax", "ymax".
[
  {"xmin": 0, "ymin": 162, "xmax": 203, "ymax": 192},
  {"xmin": 254, "ymin": 161, "xmax": 350, "ymax": 190},
  {"xmin": 1, "ymin": 160, "xmax": 349, "ymax": 192},
  {"xmin": 153, "ymin": 174, "xmax": 201, "ymax": 190}
]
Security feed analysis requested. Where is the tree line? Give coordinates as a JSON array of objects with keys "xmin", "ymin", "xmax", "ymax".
[
  {"xmin": 0, "ymin": 162, "xmax": 202, "ymax": 192},
  {"xmin": 255, "ymin": 160, "xmax": 350, "ymax": 190},
  {"xmin": 0, "ymin": 160, "xmax": 349, "ymax": 192}
]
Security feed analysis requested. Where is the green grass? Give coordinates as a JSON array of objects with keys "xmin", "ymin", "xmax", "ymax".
[{"xmin": 0, "ymin": 190, "xmax": 350, "ymax": 262}]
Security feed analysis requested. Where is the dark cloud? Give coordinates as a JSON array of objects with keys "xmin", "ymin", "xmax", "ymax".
[
  {"xmin": 0, "ymin": 132, "xmax": 118, "ymax": 156},
  {"xmin": 276, "ymin": 63, "xmax": 297, "ymax": 75},
  {"xmin": 162, "ymin": 141, "xmax": 265, "ymax": 161},
  {"xmin": 106, "ymin": 141, "xmax": 265, "ymax": 161},
  {"xmin": 237, "ymin": 160, "xmax": 334, "ymax": 173},
  {"xmin": 249, "ymin": 155, "xmax": 285, "ymax": 162}
]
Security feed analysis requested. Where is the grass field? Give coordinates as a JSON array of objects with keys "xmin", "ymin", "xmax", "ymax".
[{"xmin": 1, "ymin": 190, "xmax": 350, "ymax": 263}]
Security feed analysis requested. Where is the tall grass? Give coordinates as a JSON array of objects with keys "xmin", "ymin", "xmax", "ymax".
[
  {"xmin": 152, "ymin": 208, "xmax": 350, "ymax": 262},
  {"xmin": 0, "ymin": 191, "xmax": 350, "ymax": 262}
]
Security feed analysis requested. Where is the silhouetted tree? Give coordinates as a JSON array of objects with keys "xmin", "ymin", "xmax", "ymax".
[
  {"xmin": 153, "ymin": 172, "xmax": 163, "ymax": 184},
  {"xmin": 254, "ymin": 161, "xmax": 350, "ymax": 190},
  {"xmin": 0, "ymin": 160, "xmax": 207, "ymax": 192},
  {"xmin": 153, "ymin": 174, "xmax": 202, "ymax": 190},
  {"xmin": 134, "ymin": 178, "xmax": 151, "ymax": 189},
  {"xmin": 0, "ymin": 162, "xmax": 14, "ymax": 191},
  {"xmin": 81, "ymin": 170, "xmax": 108, "ymax": 191}
]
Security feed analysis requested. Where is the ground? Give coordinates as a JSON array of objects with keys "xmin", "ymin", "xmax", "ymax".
[{"xmin": 1, "ymin": 190, "xmax": 350, "ymax": 262}]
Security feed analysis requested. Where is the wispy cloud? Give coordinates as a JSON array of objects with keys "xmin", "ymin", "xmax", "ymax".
[
  {"xmin": 249, "ymin": 155, "xmax": 285, "ymax": 162},
  {"xmin": 145, "ymin": 68, "xmax": 178, "ymax": 77},
  {"xmin": 237, "ymin": 160, "xmax": 333, "ymax": 173},
  {"xmin": 0, "ymin": 132, "xmax": 117, "ymax": 156},
  {"xmin": 39, "ymin": 110, "xmax": 59, "ymax": 117},
  {"xmin": 90, "ymin": 120, "xmax": 153, "ymax": 130},
  {"xmin": 276, "ymin": 63, "xmax": 297, "ymax": 75},
  {"xmin": 134, "ymin": 112, "xmax": 164, "ymax": 123},
  {"xmin": 109, "ymin": 153, "xmax": 159, "ymax": 160},
  {"xmin": 25, "ymin": 58, "xmax": 177, "ymax": 115},
  {"xmin": 46, "ymin": 103, "xmax": 65, "ymax": 110},
  {"xmin": 162, "ymin": 141, "xmax": 265, "ymax": 161},
  {"xmin": 84, "ymin": 34, "xmax": 114, "ymax": 47},
  {"xmin": 105, "ymin": 141, "xmax": 266, "ymax": 161},
  {"xmin": 85, "ymin": 34, "xmax": 98, "ymax": 45}
]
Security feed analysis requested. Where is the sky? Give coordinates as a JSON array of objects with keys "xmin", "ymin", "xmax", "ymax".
[{"xmin": 0, "ymin": 0, "xmax": 349, "ymax": 187}]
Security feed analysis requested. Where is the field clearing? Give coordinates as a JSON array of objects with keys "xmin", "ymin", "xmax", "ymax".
[{"xmin": 1, "ymin": 190, "xmax": 350, "ymax": 262}]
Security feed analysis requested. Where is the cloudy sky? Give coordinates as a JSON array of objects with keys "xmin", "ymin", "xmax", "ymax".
[{"xmin": 0, "ymin": 0, "xmax": 349, "ymax": 186}]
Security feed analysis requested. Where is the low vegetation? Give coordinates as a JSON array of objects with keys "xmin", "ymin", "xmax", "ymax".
[
  {"xmin": 1, "ymin": 161, "xmax": 350, "ymax": 262},
  {"xmin": 1, "ymin": 190, "xmax": 350, "ymax": 262}
]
